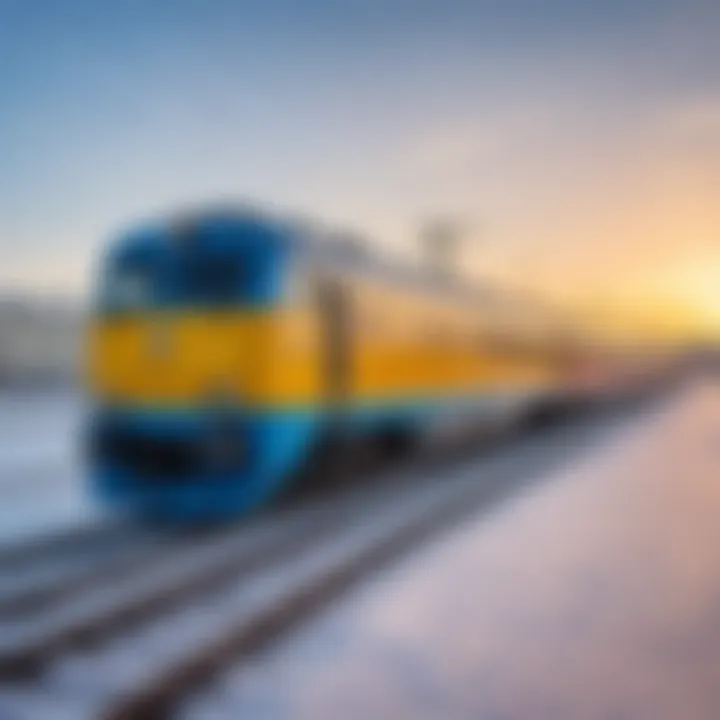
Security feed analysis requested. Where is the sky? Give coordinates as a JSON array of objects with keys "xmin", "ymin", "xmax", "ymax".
[{"xmin": 1, "ymin": 0, "xmax": 719, "ymax": 340}]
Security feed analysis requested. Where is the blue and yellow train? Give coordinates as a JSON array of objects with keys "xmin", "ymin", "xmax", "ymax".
[{"xmin": 85, "ymin": 206, "xmax": 576, "ymax": 520}]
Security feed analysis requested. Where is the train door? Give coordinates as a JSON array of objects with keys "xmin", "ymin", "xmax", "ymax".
[{"xmin": 316, "ymin": 278, "xmax": 352, "ymax": 421}]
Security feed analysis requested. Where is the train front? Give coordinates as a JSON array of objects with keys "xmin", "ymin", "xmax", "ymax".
[{"xmin": 84, "ymin": 214, "xmax": 300, "ymax": 521}]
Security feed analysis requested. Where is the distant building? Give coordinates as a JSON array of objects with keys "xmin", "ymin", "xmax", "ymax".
[{"xmin": 0, "ymin": 297, "xmax": 82, "ymax": 387}]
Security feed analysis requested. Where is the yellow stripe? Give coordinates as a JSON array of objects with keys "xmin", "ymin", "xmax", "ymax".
[{"xmin": 85, "ymin": 307, "xmax": 556, "ymax": 408}]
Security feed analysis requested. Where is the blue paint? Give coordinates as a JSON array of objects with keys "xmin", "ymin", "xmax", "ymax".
[
  {"xmin": 98, "ymin": 214, "xmax": 292, "ymax": 313},
  {"xmin": 91, "ymin": 406, "xmax": 323, "ymax": 520}
]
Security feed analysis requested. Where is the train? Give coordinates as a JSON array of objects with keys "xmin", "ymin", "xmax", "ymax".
[{"xmin": 84, "ymin": 206, "xmax": 617, "ymax": 521}]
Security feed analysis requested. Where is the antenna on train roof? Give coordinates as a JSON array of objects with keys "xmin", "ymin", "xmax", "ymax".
[{"xmin": 419, "ymin": 217, "xmax": 465, "ymax": 279}]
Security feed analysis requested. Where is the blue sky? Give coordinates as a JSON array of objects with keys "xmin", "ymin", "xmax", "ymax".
[{"xmin": 1, "ymin": 0, "xmax": 719, "ymax": 332}]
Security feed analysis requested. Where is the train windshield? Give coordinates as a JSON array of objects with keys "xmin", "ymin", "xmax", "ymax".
[
  {"xmin": 99, "ymin": 249, "xmax": 247, "ymax": 311},
  {"xmin": 175, "ymin": 253, "xmax": 244, "ymax": 305}
]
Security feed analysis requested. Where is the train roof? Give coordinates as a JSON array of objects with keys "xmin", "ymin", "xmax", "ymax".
[
  {"xmin": 114, "ymin": 205, "xmax": 497, "ymax": 305},
  {"xmin": 113, "ymin": 205, "xmax": 574, "ymax": 336}
]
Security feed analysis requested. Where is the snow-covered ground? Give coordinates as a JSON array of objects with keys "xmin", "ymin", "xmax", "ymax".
[
  {"xmin": 183, "ymin": 379, "xmax": 720, "ymax": 720},
  {"xmin": 0, "ymin": 390, "xmax": 100, "ymax": 545}
]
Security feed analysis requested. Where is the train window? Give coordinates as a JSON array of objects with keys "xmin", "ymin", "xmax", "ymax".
[
  {"xmin": 100, "ymin": 257, "xmax": 158, "ymax": 310},
  {"xmin": 100, "ymin": 250, "xmax": 248, "ymax": 310},
  {"xmin": 103, "ymin": 272, "xmax": 143, "ymax": 307},
  {"xmin": 175, "ymin": 253, "xmax": 243, "ymax": 306}
]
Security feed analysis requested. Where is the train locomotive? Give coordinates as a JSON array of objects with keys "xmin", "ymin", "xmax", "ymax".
[{"xmin": 85, "ymin": 207, "xmax": 575, "ymax": 521}]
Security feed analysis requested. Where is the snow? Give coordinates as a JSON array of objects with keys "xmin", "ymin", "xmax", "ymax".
[
  {"xmin": 188, "ymin": 379, "xmax": 720, "ymax": 720},
  {"xmin": 0, "ymin": 391, "xmax": 99, "ymax": 546}
]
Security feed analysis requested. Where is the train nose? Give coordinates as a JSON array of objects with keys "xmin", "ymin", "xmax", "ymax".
[{"xmin": 89, "ymin": 409, "xmax": 249, "ymax": 482}]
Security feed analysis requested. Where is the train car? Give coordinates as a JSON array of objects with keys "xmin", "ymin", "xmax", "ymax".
[{"xmin": 85, "ymin": 207, "xmax": 569, "ymax": 520}]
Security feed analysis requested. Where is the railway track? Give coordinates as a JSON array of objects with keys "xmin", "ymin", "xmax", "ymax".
[
  {"xmin": 0, "ymin": 521, "xmax": 137, "ymax": 581},
  {"xmin": 0, "ymin": 405, "xmax": 638, "ymax": 720}
]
